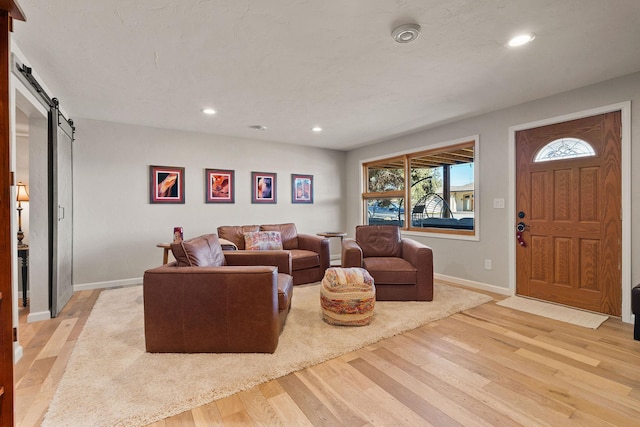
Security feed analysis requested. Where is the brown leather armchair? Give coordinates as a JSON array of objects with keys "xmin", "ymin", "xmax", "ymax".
[
  {"xmin": 342, "ymin": 225, "xmax": 433, "ymax": 301},
  {"xmin": 144, "ymin": 234, "xmax": 293, "ymax": 353},
  {"xmin": 217, "ymin": 223, "xmax": 330, "ymax": 285}
]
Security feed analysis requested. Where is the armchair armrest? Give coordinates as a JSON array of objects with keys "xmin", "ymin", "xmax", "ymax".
[
  {"xmin": 224, "ymin": 250, "xmax": 292, "ymax": 275},
  {"xmin": 298, "ymin": 233, "xmax": 331, "ymax": 270},
  {"xmin": 402, "ymin": 238, "xmax": 434, "ymax": 301},
  {"xmin": 341, "ymin": 238, "xmax": 363, "ymax": 268}
]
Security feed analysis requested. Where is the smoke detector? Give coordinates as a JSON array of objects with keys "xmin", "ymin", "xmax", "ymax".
[{"xmin": 392, "ymin": 24, "xmax": 421, "ymax": 43}]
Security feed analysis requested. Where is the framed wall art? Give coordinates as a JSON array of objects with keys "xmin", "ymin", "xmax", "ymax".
[
  {"xmin": 150, "ymin": 165, "xmax": 185, "ymax": 204},
  {"xmin": 251, "ymin": 171, "xmax": 277, "ymax": 204},
  {"xmin": 291, "ymin": 174, "xmax": 313, "ymax": 204},
  {"xmin": 205, "ymin": 168, "xmax": 235, "ymax": 203}
]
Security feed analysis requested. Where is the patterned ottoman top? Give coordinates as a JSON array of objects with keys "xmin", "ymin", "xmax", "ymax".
[{"xmin": 322, "ymin": 267, "xmax": 374, "ymax": 292}]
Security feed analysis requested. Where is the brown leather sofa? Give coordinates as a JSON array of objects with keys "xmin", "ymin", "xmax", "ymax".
[
  {"xmin": 143, "ymin": 234, "xmax": 293, "ymax": 353},
  {"xmin": 217, "ymin": 223, "xmax": 330, "ymax": 285},
  {"xmin": 342, "ymin": 225, "xmax": 434, "ymax": 301}
]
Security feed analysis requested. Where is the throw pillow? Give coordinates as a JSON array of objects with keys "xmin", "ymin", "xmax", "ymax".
[
  {"xmin": 243, "ymin": 231, "xmax": 283, "ymax": 250},
  {"xmin": 170, "ymin": 234, "xmax": 226, "ymax": 267},
  {"xmin": 260, "ymin": 223, "xmax": 298, "ymax": 249}
]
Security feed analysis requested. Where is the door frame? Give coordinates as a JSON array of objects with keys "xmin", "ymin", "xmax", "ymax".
[{"xmin": 508, "ymin": 101, "xmax": 632, "ymax": 323}]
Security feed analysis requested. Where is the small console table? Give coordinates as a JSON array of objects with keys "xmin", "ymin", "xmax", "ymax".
[{"xmin": 17, "ymin": 245, "xmax": 29, "ymax": 307}]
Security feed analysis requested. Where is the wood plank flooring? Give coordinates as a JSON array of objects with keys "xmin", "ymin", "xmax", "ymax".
[{"xmin": 15, "ymin": 284, "xmax": 640, "ymax": 426}]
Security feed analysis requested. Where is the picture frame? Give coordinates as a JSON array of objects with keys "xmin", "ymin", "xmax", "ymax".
[
  {"xmin": 205, "ymin": 168, "xmax": 235, "ymax": 203},
  {"xmin": 291, "ymin": 174, "xmax": 313, "ymax": 204},
  {"xmin": 150, "ymin": 165, "xmax": 185, "ymax": 204},
  {"xmin": 251, "ymin": 171, "xmax": 277, "ymax": 204}
]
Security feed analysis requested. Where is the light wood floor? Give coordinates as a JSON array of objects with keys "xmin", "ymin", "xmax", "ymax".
[{"xmin": 15, "ymin": 284, "xmax": 640, "ymax": 426}]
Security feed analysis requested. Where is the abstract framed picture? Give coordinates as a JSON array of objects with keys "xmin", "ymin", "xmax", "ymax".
[
  {"xmin": 251, "ymin": 171, "xmax": 277, "ymax": 204},
  {"xmin": 150, "ymin": 165, "xmax": 185, "ymax": 204},
  {"xmin": 205, "ymin": 168, "xmax": 235, "ymax": 203},
  {"xmin": 291, "ymin": 174, "xmax": 313, "ymax": 204}
]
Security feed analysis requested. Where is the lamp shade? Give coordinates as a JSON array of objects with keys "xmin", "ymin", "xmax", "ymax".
[{"xmin": 16, "ymin": 182, "xmax": 29, "ymax": 202}]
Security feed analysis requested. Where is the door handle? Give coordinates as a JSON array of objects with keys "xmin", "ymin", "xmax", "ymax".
[
  {"xmin": 516, "ymin": 221, "xmax": 528, "ymax": 247},
  {"xmin": 59, "ymin": 205, "xmax": 65, "ymax": 221}
]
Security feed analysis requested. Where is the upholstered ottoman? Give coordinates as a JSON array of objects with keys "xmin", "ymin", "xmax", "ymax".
[{"xmin": 320, "ymin": 267, "xmax": 375, "ymax": 326}]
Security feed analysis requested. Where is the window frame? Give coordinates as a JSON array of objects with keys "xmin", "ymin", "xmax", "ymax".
[{"xmin": 361, "ymin": 135, "xmax": 480, "ymax": 241}]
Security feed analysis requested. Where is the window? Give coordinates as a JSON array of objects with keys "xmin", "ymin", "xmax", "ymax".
[
  {"xmin": 534, "ymin": 137, "xmax": 596, "ymax": 162},
  {"xmin": 362, "ymin": 139, "xmax": 476, "ymax": 237},
  {"xmin": 364, "ymin": 156, "xmax": 405, "ymax": 227}
]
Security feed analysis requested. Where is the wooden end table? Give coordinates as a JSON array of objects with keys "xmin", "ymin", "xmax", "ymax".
[
  {"xmin": 156, "ymin": 243, "xmax": 171, "ymax": 264},
  {"xmin": 316, "ymin": 232, "xmax": 347, "ymax": 266},
  {"xmin": 18, "ymin": 245, "xmax": 29, "ymax": 307}
]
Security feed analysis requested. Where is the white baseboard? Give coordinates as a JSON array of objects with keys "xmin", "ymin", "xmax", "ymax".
[
  {"xmin": 14, "ymin": 342, "xmax": 23, "ymax": 363},
  {"xmin": 74, "ymin": 277, "xmax": 143, "ymax": 292},
  {"xmin": 435, "ymin": 273, "xmax": 512, "ymax": 296},
  {"xmin": 27, "ymin": 310, "xmax": 51, "ymax": 323}
]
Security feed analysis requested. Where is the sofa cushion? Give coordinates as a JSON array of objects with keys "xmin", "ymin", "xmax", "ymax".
[
  {"xmin": 170, "ymin": 234, "xmax": 226, "ymax": 267},
  {"xmin": 260, "ymin": 223, "xmax": 298, "ymax": 250},
  {"xmin": 244, "ymin": 231, "xmax": 284, "ymax": 250},
  {"xmin": 356, "ymin": 225, "xmax": 402, "ymax": 258},
  {"xmin": 362, "ymin": 257, "xmax": 417, "ymax": 284},
  {"xmin": 291, "ymin": 249, "xmax": 319, "ymax": 271},
  {"xmin": 217, "ymin": 225, "xmax": 259, "ymax": 250}
]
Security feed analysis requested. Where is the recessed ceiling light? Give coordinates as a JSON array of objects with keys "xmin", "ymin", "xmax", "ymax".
[
  {"xmin": 312, "ymin": 126, "xmax": 323, "ymax": 132},
  {"xmin": 249, "ymin": 125, "xmax": 267, "ymax": 131},
  {"xmin": 392, "ymin": 23, "xmax": 421, "ymax": 43},
  {"xmin": 507, "ymin": 33, "xmax": 535, "ymax": 47},
  {"xmin": 202, "ymin": 108, "xmax": 216, "ymax": 115}
]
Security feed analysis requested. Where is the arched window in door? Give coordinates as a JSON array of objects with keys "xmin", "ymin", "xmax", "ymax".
[{"xmin": 534, "ymin": 137, "xmax": 596, "ymax": 162}]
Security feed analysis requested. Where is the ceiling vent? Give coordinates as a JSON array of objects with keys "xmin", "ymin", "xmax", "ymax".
[{"xmin": 392, "ymin": 24, "xmax": 421, "ymax": 43}]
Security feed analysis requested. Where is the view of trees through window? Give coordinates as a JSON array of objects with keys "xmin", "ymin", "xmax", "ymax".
[{"xmin": 363, "ymin": 140, "xmax": 476, "ymax": 236}]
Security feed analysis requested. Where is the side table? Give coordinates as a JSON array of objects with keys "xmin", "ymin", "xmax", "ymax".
[
  {"xmin": 18, "ymin": 245, "xmax": 29, "ymax": 307},
  {"xmin": 156, "ymin": 243, "xmax": 171, "ymax": 264},
  {"xmin": 317, "ymin": 232, "xmax": 347, "ymax": 266}
]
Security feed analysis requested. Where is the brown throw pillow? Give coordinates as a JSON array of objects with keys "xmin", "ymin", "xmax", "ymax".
[{"xmin": 170, "ymin": 234, "xmax": 226, "ymax": 267}]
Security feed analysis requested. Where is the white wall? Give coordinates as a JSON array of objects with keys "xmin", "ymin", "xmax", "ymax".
[
  {"xmin": 346, "ymin": 71, "xmax": 639, "ymax": 299},
  {"xmin": 72, "ymin": 119, "xmax": 346, "ymax": 288},
  {"xmin": 27, "ymin": 117, "xmax": 49, "ymax": 320}
]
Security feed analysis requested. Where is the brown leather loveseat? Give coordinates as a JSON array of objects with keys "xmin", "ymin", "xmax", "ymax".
[
  {"xmin": 342, "ymin": 225, "xmax": 434, "ymax": 301},
  {"xmin": 217, "ymin": 223, "xmax": 330, "ymax": 285},
  {"xmin": 143, "ymin": 234, "xmax": 293, "ymax": 353}
]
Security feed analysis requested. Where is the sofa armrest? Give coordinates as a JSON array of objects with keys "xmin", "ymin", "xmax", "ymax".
[
  {"xmin": 341, "ymin": 238, "xmax": 363, "ymax": 268},
  {"xmin": 402, "ymin": 238, "xmax": 434, "ymax": 301},
  {"xmin": 298, "ymin": 233, "xmax": 330, "ymax": 270},
  {"xmin": 224, "ymin": 250, "xmax": 292, "ymax": 275}
]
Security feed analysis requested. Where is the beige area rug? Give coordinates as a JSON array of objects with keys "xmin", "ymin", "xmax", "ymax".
[
  {"xmin": 43, "ymin": 282, "xmax": 492, "ymax": 427},
  {"xmin": 497, "ymin": 295, "xmax": 608, "ymax": 329}
]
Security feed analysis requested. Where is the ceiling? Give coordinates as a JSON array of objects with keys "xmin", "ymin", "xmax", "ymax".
[{"xmin": 10, "ymin": 0, "xmax": 640, "ymax": 151}]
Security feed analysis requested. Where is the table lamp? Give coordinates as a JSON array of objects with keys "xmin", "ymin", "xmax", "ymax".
[{"xmin": 16, "ymin": 181, "xmax": 29, "ymax": 245}]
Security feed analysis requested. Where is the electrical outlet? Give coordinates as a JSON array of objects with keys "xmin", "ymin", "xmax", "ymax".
[
  {"xmin": 493, "ymin": 198, "xmax": 505, "ymax": 209},
  {"xmin": 484, "ymin": 259, "xmax": 492, "ymax": 270}
]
